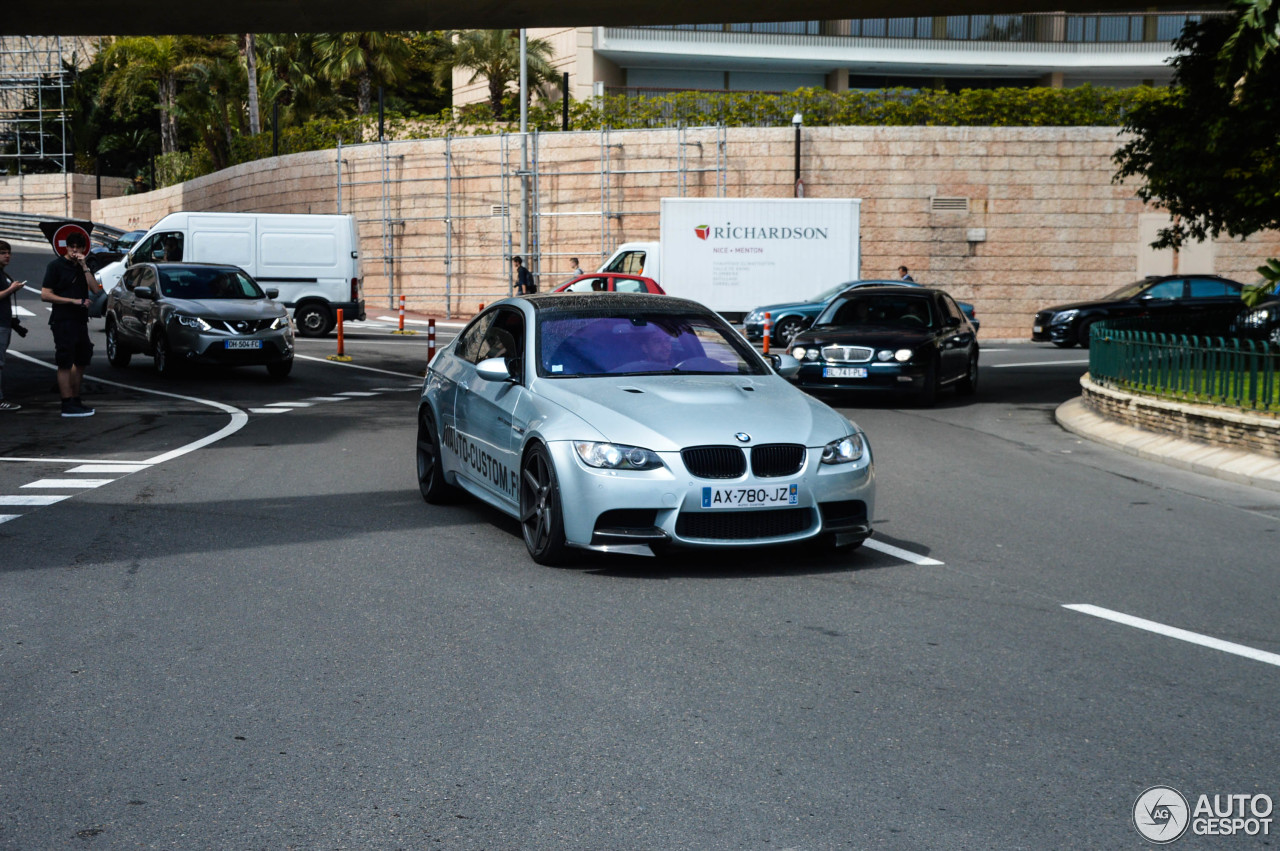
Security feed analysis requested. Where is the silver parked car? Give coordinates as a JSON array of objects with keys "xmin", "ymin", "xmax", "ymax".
[
  {"xmin": 104, "ymin": 262, "xmax": 294, "ymax": 378},
  {"xmin": 416, "ymin": 293, "xmax": 876, "ymax": 564}
]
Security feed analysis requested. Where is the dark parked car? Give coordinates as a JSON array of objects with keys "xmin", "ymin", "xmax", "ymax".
[
  {"xmin": 104, "ymin": 262, "xmax": 294, "ymax": 378},
  {"xmin": 88, "ymin": 229, "xmax": 145, "ymax": 272},
  {"xmin": 744, "ymin": 279, "xmax": 979, "ymax": 347},
  {"xmin": 1032, "ymin": 274, "xmax": 1247, "ymax": 348},
  {"xmin": 1232, "ymin": 295, "xmax": 1280, "ymax": 347},
  {"xmin": 787, "ymin": 285, "xmax": 979, "ymax": 406}
]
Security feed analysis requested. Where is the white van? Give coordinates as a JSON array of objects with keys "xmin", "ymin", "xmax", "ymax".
[
  {"xmin": 100, "ymin": 211, "xmax": 364, "ymax": 337},
  {"xmin": 598, "ymin": 241, "xmax": 661, "ymax": 284}
]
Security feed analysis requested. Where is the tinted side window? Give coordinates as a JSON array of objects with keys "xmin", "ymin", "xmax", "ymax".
[
  {"xmin": 1187, "ymin": 278, "xmax": 1238, "ymax": 298},
  {"xmin": 122, "ymin": 268, "xmax": 142, "ymax": 290},
  {"xmin": 614, "ymin": 278, "xmax": 645, "ymax": 293},
  {"xmin": 941, "ymin": 295, "xmax": 965, "ymax": 323},
  {"xmin": 477, "ymin": 309, "xmax": 526, "ymax": 381},
  {"xmin": 1143, "ymin": 280, "xmax": 1184, "ymax": 300},
  {"xmin": 455, "ymin": 314, "xmax": 495, "ymax": 364},
  {"xmin": 604, "ymin": 251, "xmax": 646, "ymax": 276}
]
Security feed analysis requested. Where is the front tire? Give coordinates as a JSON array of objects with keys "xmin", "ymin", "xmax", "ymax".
[
  {"xmin": 1077, "ymin": 318, "xmax": 1098, "ymax": 349},
  {"xmin": 266, "ymin": 358, "xmax": 293, "ymax": 379},
  {"xmin": 153, "ymin": 334, "xmax": 178, "ymax": 376},
  {"xmin": 519, "ymin": 443, "xmax": 569, "ymax": 565},
  {"xmin": 957, "ymin": 352, "xmax": 979, "ymax": 396},
  {"xmin": 774, "ymin": 317, "xmax": 806, "ymax": 348},
  {"xmin": 417, "ymin": 410, "xmax": 460, "ymax": 504},
  {"xmin": 915, "ymin": 361, "xmax": 938, "ymax": 407},
  {"xmin": 105, "ymin": 321, "xmax": 131, "ymax": 368},
  {"xmin": 294, "ymin": 303, "xmax": 333, "ymax": 338}
]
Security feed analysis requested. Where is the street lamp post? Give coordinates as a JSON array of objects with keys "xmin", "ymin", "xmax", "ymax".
[{"xmin": 792, "ymin": 112, "xmax": 804, "ymax": 197}]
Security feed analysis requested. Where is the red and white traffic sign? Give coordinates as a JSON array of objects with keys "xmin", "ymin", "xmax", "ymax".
[{"xmin": 51, "ymin": 223, "xmax": 91, "ymax": 256}]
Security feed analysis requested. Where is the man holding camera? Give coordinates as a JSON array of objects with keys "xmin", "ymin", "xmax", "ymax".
[{"xmin": 0, "ymin": 239, "xmax": 27, "ymax": 412}]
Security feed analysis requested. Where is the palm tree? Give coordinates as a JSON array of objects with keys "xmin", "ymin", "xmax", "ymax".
[
  {"xmin": 99, "ymin": 36, "xmax": 202, "ymax": 155},
  {"xmin": 243, "ymin": 34, "xmax": 261, "ymax": 135},
  {"xmin": 1218, "ymin": 0, "xmax": 1280, "ymax": 85},
  {"xmin": 256, "ymin": 34, "xmax": 332, "ymax": 123},
  {"xmin": 315, "ymin": 32, "xmax": 412, "ymax": 115},
  {"xmin": 447, "ymin": 29, "xmax": 558, "ymax": 118}
]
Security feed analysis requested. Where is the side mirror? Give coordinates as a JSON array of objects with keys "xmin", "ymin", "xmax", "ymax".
[
  {"xmin": 476, "ymin": 357, "xmax": 514, "ymax": 382},
  {"xmin": 265, "ymin": 288, "xmax": 280, "ymax": 300},
  {"xmin": 133, "ymin": 286, "xmax": 153, "ymax": 300},
  {"xmin": 768, "ymin": 352, "xmax": 801, "ymax": 378},
  {"xmin": 946, "ymin": 315, "xmax": 961, "ymax": 327}
]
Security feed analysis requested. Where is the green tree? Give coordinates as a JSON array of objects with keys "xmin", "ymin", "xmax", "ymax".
[
  {"xmin": 99, "ymin": 36, "xmax": 206, "ymax": 155},
  {"xmin": 447, "ymin": 29, "xmax": 558, "ymax": 118},
  {"xmin": 256, "ymin": 34, "xmax": 335, "ymax": 124},
  {"xmin": 315, "ymin": 32, "xmax": 413, "ymax": 115}
]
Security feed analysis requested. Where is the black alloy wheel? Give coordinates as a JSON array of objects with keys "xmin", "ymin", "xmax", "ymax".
[
  {"xmin": 774, "ymin": 317, "xmax": 807, "ymax": 348},
  {"xmin": 294, "ymin": 303, "xmax": 333, "ymax": 338},
  {"xmin": 915, "ymin": 360, "xmax": 938, "ymax": 407},
  {"xmin": 417, "ymin": 410, "xmax": 459, "ymax": 504},
  {"xmin": 266, "ymin": 358, "xmax": 293, "ymax": 379},
  {"xmin": 520, "ymin": 444, "xmax": 569, "ymax": 565},
  {"xmin": 957, "ymin": 352, "xmax": 979, "ymax": 396},
  {"xmin": 105, "ymin": 321, "xmax": 131, "ymax": 368},
  {"xmin": 1077, "ymin": 318, "xmax": 1099, "ymax": 349},
  {"xmin": 153, "ymin": 334, "xmax": 177, "ymax": 376}
]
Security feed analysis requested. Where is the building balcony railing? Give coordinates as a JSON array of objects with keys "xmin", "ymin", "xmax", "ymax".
[{"xmin": 620, "ymin": 11, "xmax": 1227, "ymax": 46}]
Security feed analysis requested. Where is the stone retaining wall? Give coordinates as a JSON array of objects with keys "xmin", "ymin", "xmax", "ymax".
[
  {"xmin": 0, "ymin": 173, "xmax": 131, "ymax": 222},
  {"xmin": 68, "ymin": 126, "xmax": 1280, "ymax": 337},
  {"xmin": 1082, "ymin": 375, "xmax": 1280, "ymax": 458}
]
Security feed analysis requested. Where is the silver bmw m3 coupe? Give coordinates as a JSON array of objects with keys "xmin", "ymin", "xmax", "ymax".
[{"xmin": 416, "ymin": 293, "xmax": 875, "ymax": 564}]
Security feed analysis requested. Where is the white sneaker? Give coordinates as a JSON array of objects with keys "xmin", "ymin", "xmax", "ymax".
[{"xmin": 0, "ymin": 400, "xmax": 19, "ymax": 411}]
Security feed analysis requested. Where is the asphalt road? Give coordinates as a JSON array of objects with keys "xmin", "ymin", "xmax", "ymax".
[{"xmin": 2, "ymin": 242, "xmax": 1279, "ymax": 849}]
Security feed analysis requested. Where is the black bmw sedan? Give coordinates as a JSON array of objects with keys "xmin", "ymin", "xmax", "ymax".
[
  {"xmin": 1032, "ymin": 274, "xmax": 1247, "ymax": 348},
  {"xmin": 786, "ymin": 285, "xmax": 979, "ymax": 406}
]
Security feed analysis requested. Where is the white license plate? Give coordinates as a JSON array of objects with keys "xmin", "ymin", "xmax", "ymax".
[
  {"xmin": 226, "ymin": 340, "xmax": 263, "ymax": 350},
  {"xmin": 701, "ymin": 484, "xmax": 799, "ymax": 509},
  {"xmin": 823, "ymin": 367, "xmax": 867, "ymax": 378},
  {"xmin": 1033, "ymin": 325, "xmax": 1043, "ymax": 333}
]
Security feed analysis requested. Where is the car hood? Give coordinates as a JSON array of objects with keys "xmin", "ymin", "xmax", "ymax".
[
  {"xmin": 795, "ymin": 326, "xmax": 937, "ymax": 348},
  {"xmin": 749, "ymin": 299, "xmax": 823, "ymax": 317},
  {"xmin": 530, "ymin": 373, "xmax": 854, "ymax": 451},
  {"xmin": 1038, "ymin": 298, "xmax": 1124, "ymax": 315},
  {"xmin": 163, "ymin": 298, "xmax": 286, "ymax": 319}
]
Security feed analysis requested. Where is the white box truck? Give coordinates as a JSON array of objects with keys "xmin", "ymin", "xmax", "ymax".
[
  {"xmin": 597, "ymin": 197, "xmax": 861, "ymax": 313},
  {"xmin": 96, "ymin": 211, "xmax": 364, "ymax": 336}
]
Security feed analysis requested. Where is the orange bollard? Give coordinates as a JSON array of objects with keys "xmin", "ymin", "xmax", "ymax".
[
  {"xmin": 762, "ymin": 311, "xmax": 772, "ymax": 355},
  {"xmin": 398, "ymin": 295, "xmax": 405, "ymax": 331},
  {"xmin": 479, "ymin": 302, "xmax": 485, "ymax": 312},
  {"xmin": 326, "ymin": 308, "xmax": 353, "ymax": 361},
  {"xmin": 428, "ymin": 318, "xmax": 437, "ymax": 363}
]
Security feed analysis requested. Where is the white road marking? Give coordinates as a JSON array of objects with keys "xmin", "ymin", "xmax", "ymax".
[
  {"xmin": 248, "ymin": 408, "xmax": 291, "ymax": 414},
  {"xmin": 0, "ymin": 495, "xmax": 73, "ymax": 505},
  {"xmin": 370, "ymin": 385, "xmax": 420, "ymax": 392},
  {"xmin": 863, "ymin": 538, "xmax": 944, "ymax": 565},
  {"xmin": 1065, "ymin": 604, "xmax": 1280, "ymax": 668},
  {"xmin": 295, "ymin": 354, "xmax": 423, "ymax": 379},
  {"xmin": 303, "ymin": 396, "xmax": 350, "ymax": 402},
  {"xmin": 65, "ymin": 464, "xmax": 151, "ymax": 473},
  {"xmin": 263, "ymin": 402, "xmax": 314, "ymax": 408},
  {"xmin": 0, "ymin": 515, "xmax": 19, "ymax": 524},
  {"xmin": 337, "ymin": 391, "xmax": 379, "ymax": 396},
  {"xmin": 1, "ymin": 456, "xmax": 143, "ymax": 464},
  {"xmin": 991, "ymin": 359, "xmax": 1089, "ymax": 368},
  {"xmin": 23, "ymin": 479, "xmax": 115, "ymax": 489}
]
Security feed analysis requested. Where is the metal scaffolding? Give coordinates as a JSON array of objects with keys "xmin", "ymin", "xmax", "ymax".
[{"xmin": 0, "ymin": 37, "xmax": 93, "ymax": 175}]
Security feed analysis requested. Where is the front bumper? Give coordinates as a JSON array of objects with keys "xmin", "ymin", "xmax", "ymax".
[
  {"xmin": 791, "ymin": 361, "xmax": 928, "ymax": 394},
  {"xmin": 167, "ymin": 323, "xmax": 295, "ymax": 365},
  {"xmin": 546, "ymin": 439, "xmax": 875, "ymax": 555},
  {"xmin": 1031, "ymin": 312, "xmax": 1074, "ymax": 343}
]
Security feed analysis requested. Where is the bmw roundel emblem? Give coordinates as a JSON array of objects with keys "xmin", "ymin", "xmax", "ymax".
[{"xmin": 735, "ymin": 432, "xmax": 751, "ymax": 443}]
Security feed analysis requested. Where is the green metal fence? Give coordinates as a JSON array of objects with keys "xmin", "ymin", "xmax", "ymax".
[{"xmin": 1089, "ymin": 323, "xmax": 1280, "ymax": 413}]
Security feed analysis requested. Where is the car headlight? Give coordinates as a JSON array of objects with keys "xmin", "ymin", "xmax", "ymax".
[
  {"xmin": 877, "ymin": 349, "xmax": 894, "ymax": 361},
  {"xmin": 270, "ymin": 315, "xmax": 289, "ymax": 330},
  {"xmin": 894, "ymin": 349, "xmax": 913, "ymax": 362},
  {"xmin": 574, "ymin": 441, "xmax": 663, "ymax": 470},
  {"xmin": 791, "ymin": 346, "xmax": 807, "ymax": 360},
  {"xmin": 172, "ymin": 314, "xmax": 211, "ymax": 330},
  {"xmin": 745, "ymin": 311, "xmax": 762, "ymax": 323},
  {"xmin": 821, "ymin": 434, "xmax": 865, "ymax": 465},
  {"xmin": 1052, "ymin": 309, "xmax": 1079, "ymax": 324}
]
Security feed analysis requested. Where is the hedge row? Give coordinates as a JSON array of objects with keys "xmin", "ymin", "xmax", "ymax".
[{"xmin": 169, "ymin": 85, "xmax": 1167, "ymax": 186}]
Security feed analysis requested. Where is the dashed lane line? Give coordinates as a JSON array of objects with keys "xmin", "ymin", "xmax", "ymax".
[
  {"xmin": 303, "ymin": 396, "xmax": 351, "ymax": 402},
  {"xmin": 66, "ymin": 464, "xmax": 151, "ymax": 473},
  {"xmin": 1065, "ymin": 603, "xmax": 1280, "ymax": 668},
  {"xmin": 0, "ymin": 515, "xmax": 19, "ymax": 524},
  {"xmin": 294, "ymin": 354, "xmax": 424, "ymax": 379},
  {"xmin": 0, "ymin": 495, "xmax": 74, "ymax": 506},
  {"xmin": 248, "ymin": 408, "xmax": 291, "ymax": 414},
  {"xmin": 23, "ymin": 479, "xmax": 117, "ymax": 489},
  {"xmin": 991, "ymin": 359, "xmax": 1090, "ymax": 369},
  {"xmin": 863, "ymin": 538, "xmax": 945, "ymax": 565}
]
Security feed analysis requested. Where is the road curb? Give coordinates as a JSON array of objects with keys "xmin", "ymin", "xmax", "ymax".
[{"xmin": 1056, "ymin": 396, "xmax": 1280, "ymax": 493}]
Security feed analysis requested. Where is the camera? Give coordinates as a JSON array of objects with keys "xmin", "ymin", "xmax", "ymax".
[{"xmin": 10, "ymin": 318, "xmax": 27, "ymax": 338}]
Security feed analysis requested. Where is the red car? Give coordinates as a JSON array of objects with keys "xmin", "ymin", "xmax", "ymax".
[{"xmin": 552, "ymin": 273, "xmax": 665, "ymax": 295}]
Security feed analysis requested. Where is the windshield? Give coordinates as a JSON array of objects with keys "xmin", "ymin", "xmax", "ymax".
[
  {"xmin": 810, "ymin": 281, "xmax": 856, "ymax": 303},
  {"xmin": 538, "ymin": 311, "xmax": 768, "ymax": 377},
  {"xmin": 1104, "ymin": 279, "xmax": 1154, "ymax": 300},
  {"xmin": 817, "ymin": 292, "xmax": 937, "ymax": 330},
  {"xmin": 158, "ymin": 267, "xmax": 265, "ymax": 300}
]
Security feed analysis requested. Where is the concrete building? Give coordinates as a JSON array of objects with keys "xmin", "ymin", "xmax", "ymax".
[{"xmin": 454, "ymin": 11, "xmax": 1224, "ymax": 107}]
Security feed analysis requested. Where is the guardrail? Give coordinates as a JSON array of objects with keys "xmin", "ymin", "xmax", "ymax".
[
  {"xmin": 1090, "ymin": 319, "xmax": 1280, "ymax": 413},
  {"xmin": 0, "ymin": 211, "xmax": 125, "ymax": 246}
]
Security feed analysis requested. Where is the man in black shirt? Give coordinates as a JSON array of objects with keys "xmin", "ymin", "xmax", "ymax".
[
  {"xmin": 0, "ymin": 240, "xmax": 26, "ymax": 411},
  {"xmin": 41, "ymin": 232, "xmax": 102, "ymax": 417},
  {"xmin": 513, "ymin": 255, "xmax": 536, "ymax": 295}
]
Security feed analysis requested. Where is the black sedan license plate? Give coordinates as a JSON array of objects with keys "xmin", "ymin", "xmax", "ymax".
[
  {"xmin": 226, "ymin": 340, "xmax": 263, "ymax": 350},
  {"xmin": 702, "ymin": 484, "xmax": 799, "ymax": 509},
  {"xmin": 823, "ymin": 366, "xmax": 867, "ymax": 378}
]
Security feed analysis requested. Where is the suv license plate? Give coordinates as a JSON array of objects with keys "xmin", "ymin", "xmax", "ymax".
[
  {"xmin": 701, "ymin": 484, "xmax": 799, "ymax": 509},
  {"xmin": 823, "ymin": 367, "xmax": 867, "ymax": 378},
  {"xmin": 226, "ymin": 340, "xmax": 263, "ymax": 350}
]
